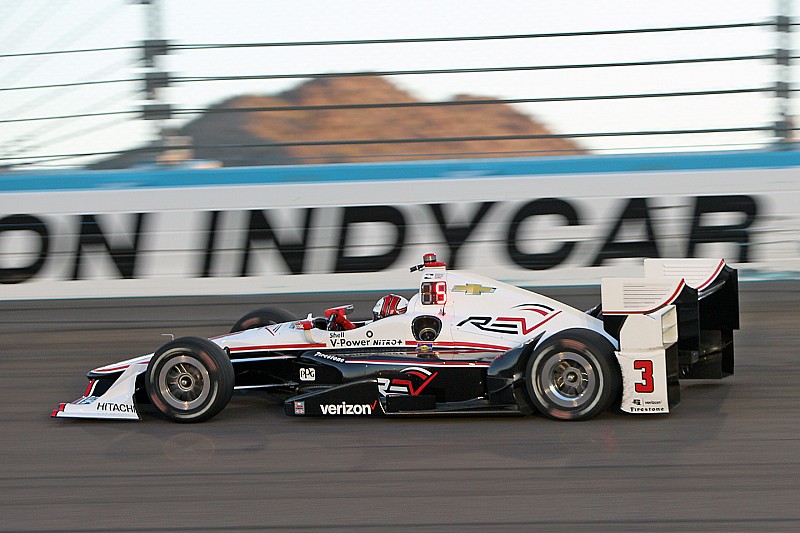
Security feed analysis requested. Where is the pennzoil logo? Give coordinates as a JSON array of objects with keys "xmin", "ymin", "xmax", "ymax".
[{"xmin": 451, "ymin": 283, "xmax": 496, "ymax": 295}]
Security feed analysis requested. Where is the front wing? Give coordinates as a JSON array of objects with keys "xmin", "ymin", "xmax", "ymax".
[{"xmin": 51, "ymin": 362, "xmax": 147, "ymax": 420}]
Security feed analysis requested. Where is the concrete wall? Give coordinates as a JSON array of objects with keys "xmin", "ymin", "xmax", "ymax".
[{"xmin": 1, "ymin": 151, "xmax": 798, "ymax": 299}]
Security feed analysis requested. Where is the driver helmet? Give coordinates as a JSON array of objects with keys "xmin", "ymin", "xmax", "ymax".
[{"xmin": 373, "ymin": 294, "xmax": 408, "ymax": 321}]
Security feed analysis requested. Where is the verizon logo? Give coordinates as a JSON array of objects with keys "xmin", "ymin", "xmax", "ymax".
[{"xmin": 319, "ymin": 401, "xmax": 377, "ymax": 415}]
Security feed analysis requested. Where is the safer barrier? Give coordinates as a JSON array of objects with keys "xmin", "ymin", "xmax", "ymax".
[{"xmin": 1, "ymin": 150, "xmax": 799, "ymax": 299}]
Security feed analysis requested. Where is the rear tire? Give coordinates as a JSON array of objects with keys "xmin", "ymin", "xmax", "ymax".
[
  {"xmin": 230, "ymin": 307, "xmax": 295, "ymax": 333},
  {"xmin": 145, "ymin": 337, "xmax": 234, "ymax": 423},
  {"xmin": 525, "ymin": 330, "xmax": 620, "ymax": 421}
]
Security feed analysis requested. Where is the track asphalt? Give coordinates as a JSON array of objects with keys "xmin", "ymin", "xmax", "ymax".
[{"xmin": 1, "ymin": 283, "xmax": 798, "ymax": 531}]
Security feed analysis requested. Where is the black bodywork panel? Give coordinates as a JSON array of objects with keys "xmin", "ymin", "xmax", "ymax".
[{"xmin": 279, "ymin": 346, "xmax": 536, "ymax": 416}]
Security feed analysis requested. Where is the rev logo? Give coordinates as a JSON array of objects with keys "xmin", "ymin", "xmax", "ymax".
[
  {"xmin": 457, "ymin": 312, "xmax": 560, "ymax": 336},
  {"xmin": 377, "ymin": 367, "xmax": 438, "ymax": 397}
]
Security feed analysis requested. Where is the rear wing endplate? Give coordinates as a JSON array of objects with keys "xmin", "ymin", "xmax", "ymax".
[{"xmin": 601, "ymin": 258, "xmax": 739, "ymax": 414}]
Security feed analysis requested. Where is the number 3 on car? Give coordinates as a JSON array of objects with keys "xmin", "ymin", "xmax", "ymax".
[{"xmin": 634, "ymin": 360, "xmax": 655, "ymax": 393}]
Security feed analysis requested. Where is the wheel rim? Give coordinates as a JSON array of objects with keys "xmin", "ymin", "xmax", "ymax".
[
  {"xmin": 158, "ymin": 354, "xmax": 211, "ymax": 411},
  {"xmin": 538, "ymin": 351, "xmax": 598, "ymax": 409}
]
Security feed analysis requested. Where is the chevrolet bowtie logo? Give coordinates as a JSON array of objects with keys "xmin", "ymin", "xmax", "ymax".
[{"xmin": 452, "ymin": 283, "xmax": 496, "ymax": 295}]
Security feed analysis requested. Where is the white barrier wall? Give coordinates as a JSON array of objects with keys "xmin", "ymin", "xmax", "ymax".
[{"xmin": 1, "ymin": 152, "xmax": 799, "ymax": 300}]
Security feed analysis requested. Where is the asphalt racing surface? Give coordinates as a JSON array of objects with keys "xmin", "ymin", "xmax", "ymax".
[{"xmin": 2, "ymin": 283, "xmax": 799, "ymax": 532}]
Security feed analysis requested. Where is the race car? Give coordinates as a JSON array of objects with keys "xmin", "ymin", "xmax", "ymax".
[{"xmin": 52, "ymin": 253, "xmax": 739, "ymax": 423}]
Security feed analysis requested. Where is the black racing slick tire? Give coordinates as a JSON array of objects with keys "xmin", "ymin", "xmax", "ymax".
[
  {"xmin": 525, "ymin": 330, "xmax": 620, "ymax": 421},
  {"xmin": 230, "ymin": 307, "xmax": 295, "ymax": 333},
  {"xmin": 145, "ymin": 337, "xmax": 234, "ymax": 423}
]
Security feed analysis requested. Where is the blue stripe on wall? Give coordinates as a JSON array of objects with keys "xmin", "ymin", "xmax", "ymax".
[{"xmin": 3, "ymin": 150, "xmax": 800, "ymax": 193}]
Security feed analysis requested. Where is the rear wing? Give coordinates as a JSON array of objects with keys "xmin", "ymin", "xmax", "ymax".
[{"xmin": 600, "ymin": 258, "xmax": 739, "ymax": 414}]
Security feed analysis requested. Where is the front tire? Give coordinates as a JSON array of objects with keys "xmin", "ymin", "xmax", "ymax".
[
  {"xmin": 145, "ymin": 337, "xmax": 234, "ymax": 423},
  {"xmin": 525, "ymin": 330, "xmax": 620, "ymax": 421}
]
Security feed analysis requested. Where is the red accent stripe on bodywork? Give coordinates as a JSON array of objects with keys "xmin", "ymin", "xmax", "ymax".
[
  {"xmin": 404, "ymin": 340, "xmax": 512, "ymax": 351},
  {"xmin": 229, "ymin": 343, "xmax": 326, "ymax": 352},
  {"xmin": 495, "ymin": 310, "xmax": 562, "ymax": 335},
  {"xmin": 358, "ymin": 359, "xmax": 492, "ymax": 367},
  {"xmin": 83, "ymin": 379, "xmax": 97, "ymax": 397},
  {"xmin": 92, "ymin": 362, "xmax": 144, "ymax": 374},
  {"xmin": 696, "ymin": 259, "xmax": 725, "ymax": 291}
]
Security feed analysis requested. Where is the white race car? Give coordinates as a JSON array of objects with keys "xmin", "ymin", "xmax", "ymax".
[{"xmin": 52, "ymin": 253, "xmax": 739, "ymax": 423}]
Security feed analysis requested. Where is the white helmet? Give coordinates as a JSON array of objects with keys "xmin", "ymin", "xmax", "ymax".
[{"xmin": 372, "ymin": 294, "xmax": 408, "ymax": 320}]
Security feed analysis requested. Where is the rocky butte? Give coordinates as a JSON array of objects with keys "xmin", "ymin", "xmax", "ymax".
[{"xmin": 94, "ymin": 76, "xmax": 584, "ymax": 168}]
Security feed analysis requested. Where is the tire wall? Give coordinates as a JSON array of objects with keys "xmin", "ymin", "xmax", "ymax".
[{"xmin": 1, "ymin": 153, "xmax": 799, "ymax": 300}]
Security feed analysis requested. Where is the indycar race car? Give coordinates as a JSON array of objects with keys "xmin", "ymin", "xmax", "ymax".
[{"xmin": 52, "ymin": 253, "xmax": 739, "ymax": 423}]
